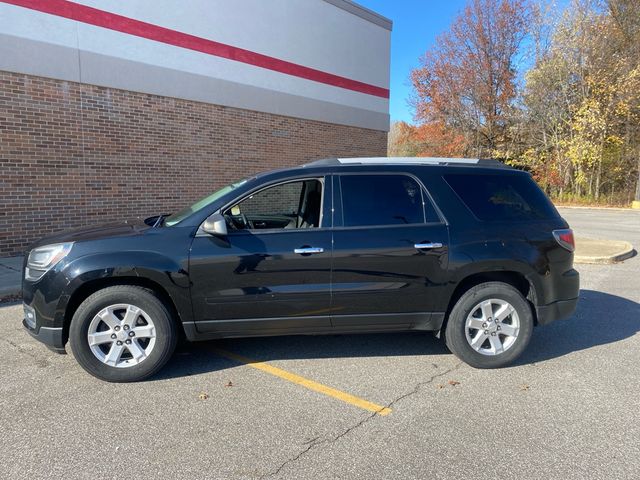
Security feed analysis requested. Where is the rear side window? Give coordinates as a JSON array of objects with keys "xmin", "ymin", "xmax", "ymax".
[
  {"xmin": 444, "ymin": 173, "xmax": 558, "ymax": 221},
  {"xmin": 340, "ymin": 174, "xmax": 432, "ymax": 227}
]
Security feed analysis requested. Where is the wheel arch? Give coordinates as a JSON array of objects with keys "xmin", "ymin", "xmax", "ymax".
[
  {"xmin": 439, "ymin": 270, "xmax": 539, "ymax": 336},
  {"xmin": 62, "ymin": 276, "xmax": 186, "ymax": 346}
]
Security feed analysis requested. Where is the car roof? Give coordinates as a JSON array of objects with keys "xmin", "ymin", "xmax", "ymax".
[
  {"xmin": 303, "ymin": 157, "xmax": 512, "ymax": 169},
  {"xmin": 249, "ymin": 156, "xmax": 522, "ymax": 185}
]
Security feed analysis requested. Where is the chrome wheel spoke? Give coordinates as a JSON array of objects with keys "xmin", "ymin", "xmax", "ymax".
[
  {"xmin": 499, "ymin": 323, "xmax": 518, "ymax": 337},
  {"xmin": 470, "ymin": 331, "xmax": 488, "ymax": 351},
  {"xmin": 104, "ymin": 343, "xmax": 125, "ymax": 366},
  {"xmin": 132, "ymin": 325, "xmax": 155, "ymax": 338},
  {"xmin": 495, "ymin": 303, "xmax": 515, "ymax": 323},
  {"xmin": 122, "ymin": 305, "xmax": 140, "ymax": 329},
  {"xmin": 98, "ymin": 309, "xmax": 120, "ymax": 330},
  {"xmin": 480, "ymin": 301, "xmax": 493, "ymax": 322},
  {"xmin": 488, "ymin": 334, "xmax": 504, "ymax": 354},
  {"xmin": 467, "ymin": 317, "xmax": 486, "ymax": 330},
  {"xmin": 88, "ymin": 331, "xmax": 114, "ymax": 346},
  {"xmin": 126, "ymin": 339, "xmax": 146, "ymax": 362},
  {"xmin": 468, "ymin": 317, "xmax": 485, "ymax": 330}
]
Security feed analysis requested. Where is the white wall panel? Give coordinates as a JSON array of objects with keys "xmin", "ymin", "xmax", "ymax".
[
  {"xmin": 73, "ymin": 0, "xmax": 390, "ymax": 86},
  {"xmin": 0, "ymin": 0, "xmax": 391, "ymax": 130}
]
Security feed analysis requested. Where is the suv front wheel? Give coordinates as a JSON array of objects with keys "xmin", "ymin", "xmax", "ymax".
[
  {"xmin": 69, "ymin": 285, "xmax": 177, "ymax": 382},
  {"xmin": 445, "ymin": 282, "xmax": 534, "ymax": 368}
]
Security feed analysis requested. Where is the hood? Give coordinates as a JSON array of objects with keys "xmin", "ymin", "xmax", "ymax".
[{"xmin": 29, "ymin": 220, "xmax": 150, "ymax": 250}]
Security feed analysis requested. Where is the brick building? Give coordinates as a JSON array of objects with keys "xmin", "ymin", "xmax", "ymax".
[{"xmin": 0, "ymin": 0, "xmax": 391, "ymax": 256}]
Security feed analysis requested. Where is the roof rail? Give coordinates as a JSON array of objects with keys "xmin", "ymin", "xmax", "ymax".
[{"xmin": 303, "ymin": 157, "xmax": 509, "ymax": 168}]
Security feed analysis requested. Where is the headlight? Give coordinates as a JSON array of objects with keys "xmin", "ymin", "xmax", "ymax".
[{"xmin": 25, "ymin": 242, "xmax": 73, "ymax": 281}]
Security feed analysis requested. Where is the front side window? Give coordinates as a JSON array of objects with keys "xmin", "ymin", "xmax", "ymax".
[
  {"xmin": 340, "ymin": 174, "xmax": 427, "ymax": 227},
  {"xmin": 224, "ymin": 179, "xmax": 323, "ymax": 231}
]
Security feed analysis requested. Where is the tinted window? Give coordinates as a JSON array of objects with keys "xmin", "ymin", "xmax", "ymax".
[
  {"xmin": 340, "ymin": 175, "xmax": 426, "ymax": 227},
  {"xmin": 444, "ymin": 173, "xmax": 558, "ymax": 221}
]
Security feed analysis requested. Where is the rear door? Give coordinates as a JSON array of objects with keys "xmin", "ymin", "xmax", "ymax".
[{"xmin": 330, "ymin": 173, "xmax": 450, "ymax": 331}]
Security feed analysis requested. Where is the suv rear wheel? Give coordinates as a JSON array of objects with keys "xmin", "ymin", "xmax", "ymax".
[
  {"xmin": 445, "ymin": 282, "xmax": 533, "ymax": 368},
  {"xmin": 69, "ymin": 285, "xmax": 177, "ymax": 382}
]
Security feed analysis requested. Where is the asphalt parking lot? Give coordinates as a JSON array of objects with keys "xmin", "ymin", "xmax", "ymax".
[{"xmin": 1, "ymin": 207, "xmax": 638, "ymax": 479}]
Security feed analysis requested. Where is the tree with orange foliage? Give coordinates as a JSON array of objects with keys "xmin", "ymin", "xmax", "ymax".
[
  {"xmin": 411, "ymin": 122, "xmax": 467, "ymax": 158},
  {"xmin": 410, "ymin": 0, "xmax": 530, "ymax": 158}
]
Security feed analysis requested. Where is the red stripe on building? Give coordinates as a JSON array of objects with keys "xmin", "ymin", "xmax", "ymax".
[{"xmin": 1, "ymin": 0, "xmax": 390, "ymax": 98}]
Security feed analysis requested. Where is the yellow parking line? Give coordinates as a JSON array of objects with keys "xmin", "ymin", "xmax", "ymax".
[{"xmin": 212, "ymin": 347, "xmax": 392, "ymax": 416}]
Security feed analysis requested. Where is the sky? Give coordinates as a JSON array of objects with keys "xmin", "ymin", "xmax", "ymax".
[{"xmin": 357, "ymin": 0, "xmax": 469, "ymax": 124}]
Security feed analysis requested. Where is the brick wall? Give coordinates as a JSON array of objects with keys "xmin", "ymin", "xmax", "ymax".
[{"xmin": 0, "ymin": 71, "xmax": 387, "ymax": 256}]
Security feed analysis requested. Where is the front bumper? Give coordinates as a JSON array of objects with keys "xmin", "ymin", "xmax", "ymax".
[
  {"xmin": 23, "ymin": 316, "xmax": 66, "ymax": 353},
  {"xmin": 22, "ymin": 263, "xmax": 71, "ymax": 354},
  {"xmin": 535, "ymin": 297, "xmax": 579, "ymax": 325}
]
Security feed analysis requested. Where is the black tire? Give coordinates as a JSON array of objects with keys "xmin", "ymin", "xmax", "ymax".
[
  {"xmin": 69, "ymin": 285, "xmax": 177, "ymax": 382},
  {"xmin": 445, "ymin": 282, "xmax": 534, "ymax": 369}
]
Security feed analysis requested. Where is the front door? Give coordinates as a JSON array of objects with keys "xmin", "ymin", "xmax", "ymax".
[
  {"xmin": 330, "ymin": 173, "xmax": 450, "ymax": 331},
  {"xmin": 189, "ymin": 176, "xmax": 333, "ymax": 336}
]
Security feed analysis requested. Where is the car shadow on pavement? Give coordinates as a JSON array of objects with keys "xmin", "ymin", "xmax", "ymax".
[
  {"xmin": 155, "ymin": 332, "xmax": 451, "ymax": 381},
  {"xmin": 154, "ymin": 288, "xmax": 638, "ymax": 380},
  {"xmin": 516, "ymin": 289, "xmax": 640, "ymax": 365}
]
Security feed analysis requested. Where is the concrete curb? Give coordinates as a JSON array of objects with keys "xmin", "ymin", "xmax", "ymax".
[
  {"xmin": 556, "ymin": 205, "xmax": 634, "ymax": 212},
  {"xmin": 0, "ymin": 286, "xmax": 21, "ymax": 297},
  {"xmin": 0, "ymin": 285, "xmax": 22, "ymax": 303},
  {"xmin": 574, "ymin": 239, "xmax": 636, "ymax": 265},
  {"xmin": 0, "ymin": 291, "xmax": 22, "ymax": 303},
  {"xmin": 0, "ymin": 256, "xmax": 23, "ymax": 302}
]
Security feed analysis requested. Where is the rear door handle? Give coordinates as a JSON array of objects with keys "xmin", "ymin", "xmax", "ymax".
[
  {"xmin": 294, "ymin": 247, "xmax": 324, "ymax": 255},
  {"xmin": 414, "ymin": 242, "xmax": 443, "ymax": 250}
]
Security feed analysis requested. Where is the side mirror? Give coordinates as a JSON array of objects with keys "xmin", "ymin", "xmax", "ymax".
[{"xmin": 202, "ymin": 213, "xmax": 228, "ymax": 236}]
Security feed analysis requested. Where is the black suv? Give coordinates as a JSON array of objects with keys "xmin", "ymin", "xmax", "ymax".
[{"xmin": 22, "ymin": 157, "xmax": 579, "ymax": 381}]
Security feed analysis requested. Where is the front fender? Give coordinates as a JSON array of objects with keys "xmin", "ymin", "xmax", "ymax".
[{"xmin": 52, "ymin": 251, "xmax": 192, "ymax": 326}]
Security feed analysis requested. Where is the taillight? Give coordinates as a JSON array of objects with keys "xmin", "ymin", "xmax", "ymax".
[{"xmin": 553, "ymin": 229, "xmax": 575, "ymax": 252}]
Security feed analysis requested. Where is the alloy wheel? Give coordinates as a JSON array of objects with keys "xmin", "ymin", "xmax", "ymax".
[
  {"xmin": 464, "ymin": 298, "xmax": 520, "ymax": 356},
  {"xmin": 87, "ymin": 303, "xmax": 157, "ymax": 368}
]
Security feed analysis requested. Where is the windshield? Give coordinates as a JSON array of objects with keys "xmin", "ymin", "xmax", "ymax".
[{"xmin": 164, "ymin": 179, "xmax": 248, "ymax": 226}]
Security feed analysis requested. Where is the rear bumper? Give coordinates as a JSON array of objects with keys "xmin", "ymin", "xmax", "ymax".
[
  {"xmin": 534, "ymin": 266, "xmax": 579, "ymax": 325},
  {"xmin": 535, "ymin": 297, "xmax": 578, "ymax": 325}
]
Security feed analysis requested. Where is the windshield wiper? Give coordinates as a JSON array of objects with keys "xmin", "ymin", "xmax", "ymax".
[
  {"xmin": 144, "ymin": 214, "xmax": 170, "ymax": 228},
  {"xmin": 153, "ymin": 214, "xmax": 171, "ymax": 228}
]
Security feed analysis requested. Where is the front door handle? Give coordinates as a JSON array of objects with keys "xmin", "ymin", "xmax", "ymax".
[
  {"xmin": 414, "ymin": 242, "xmax": 443, "ymax": 250},
  {"xmin": 294, "ymin": 247, "xmax": 324, "ymax": 255}
]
